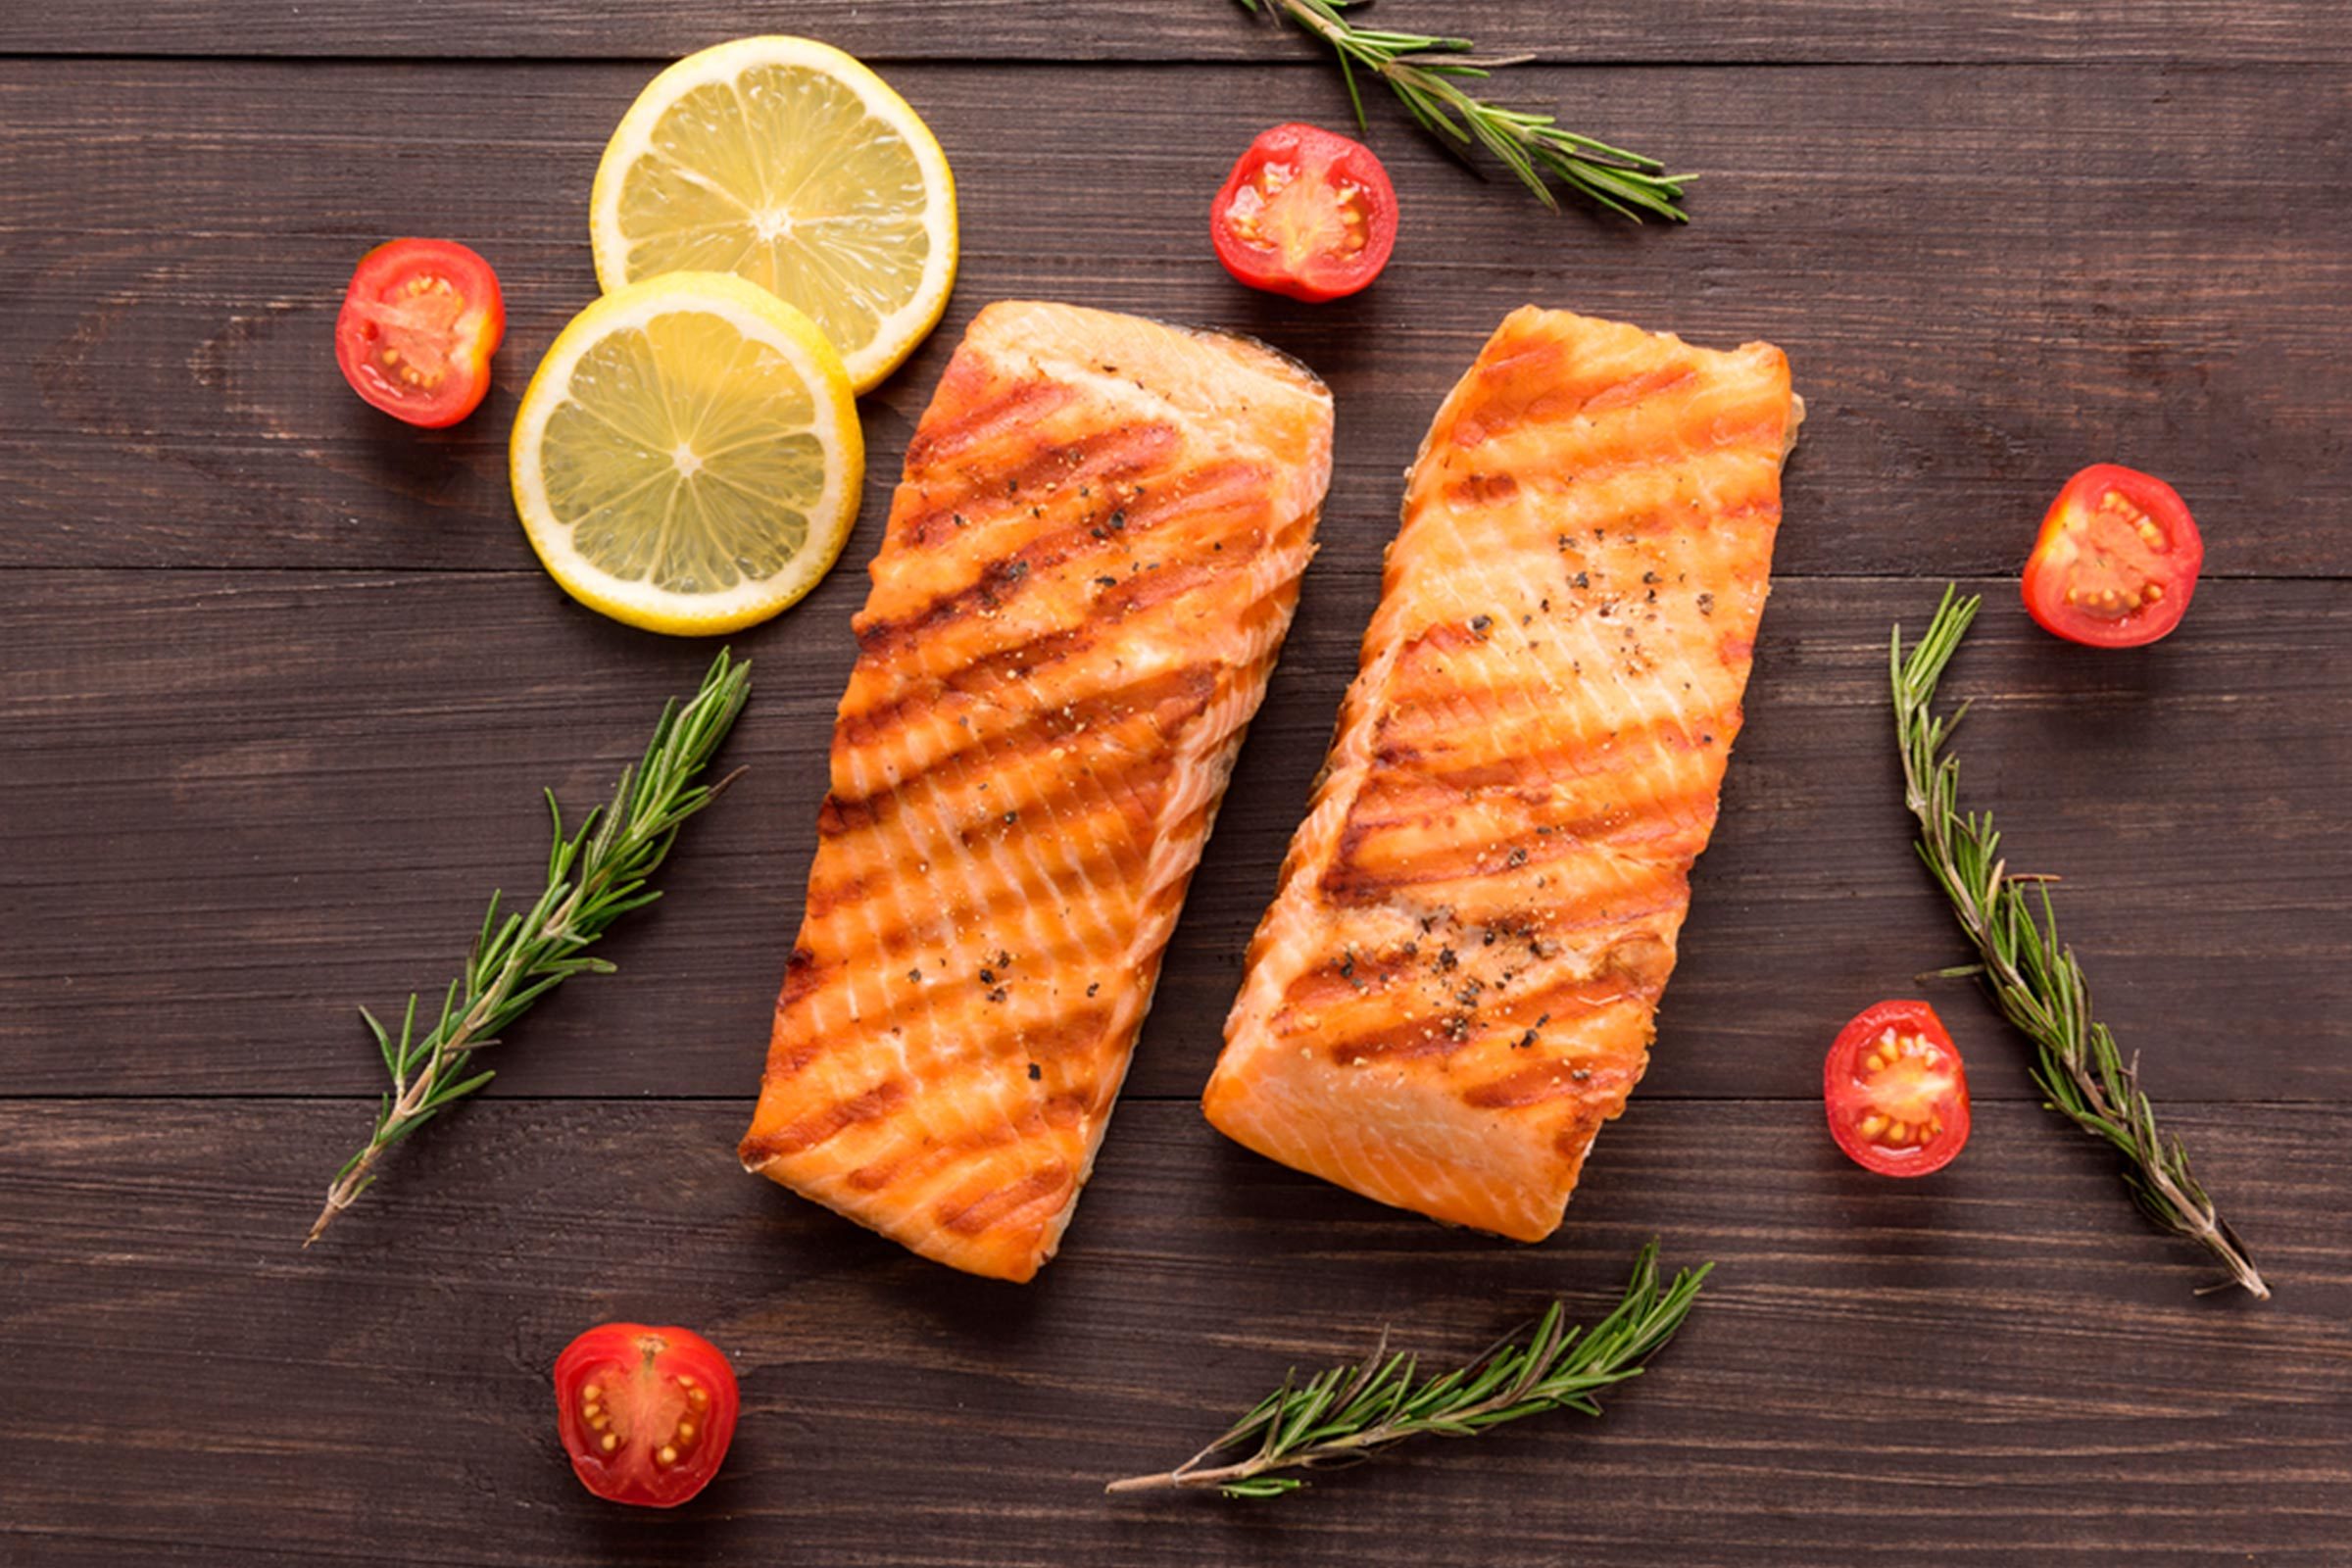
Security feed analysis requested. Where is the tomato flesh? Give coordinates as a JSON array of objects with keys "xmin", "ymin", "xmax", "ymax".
[
  {"xmin": 1211, "ymin": 122, "xmax": 1397, "ymax": 303},
  {"xmin": 2021, "ymin": 464, "xmax": 2203, "ymax": 647},
  {"xmin": 334, "ymin": 238, "xmax": 504, "ymax": 428},
  {"xmin": 1824, "ymin": 1000, "xmax": 1972, "ymax": 1178},
  {"xmin": 554, "ymin": 1323, "xmax": 738, "ymax": 1508}
]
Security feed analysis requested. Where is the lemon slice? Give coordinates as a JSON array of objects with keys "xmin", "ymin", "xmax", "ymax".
[
  {"xmin": 510, "ymin": 270, "xmax": 863, "ymax": 636},
  {"xmin": 590, "ymin": 35, "xmax": 957, "ymax": 393}
]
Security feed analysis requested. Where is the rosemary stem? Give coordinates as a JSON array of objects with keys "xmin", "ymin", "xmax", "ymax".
[
  {"xmin": 1103, "ymin": 1444, "xmax": 1350, "ymax": 1492},
  {"xmin": 1891, "ymin": 591, "xmax": 2266, "ymax": 1299},
  {"xmin": 1273, "ymin": 0, "xmax": 1350, "ymax": 51},
  {"xmin": 1102, "ymin": 1468, "xmax": 1224, "ymax": 1495},
  {"xmin": 305, "ymin": 1078, "xmax": 423, "ymax": 1244},
  {"xmin": 1108, "ymin": 1243, "xmax": 1705, "ymax": 1497},
  {"xmin": 303, "ymin": 653, "xmax": 751, "ymax": 1248},
  {"xmin": 302, "ymin": 884, "xmax": 570, "ymax": 1246}
]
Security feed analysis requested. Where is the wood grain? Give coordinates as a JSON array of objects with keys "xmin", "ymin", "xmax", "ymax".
[
  {"xmin": 4, "ymin": 60, "xmax": 2349, "ymax": 573},
  {"xmin": 2, "ymin": 0, "xmax": 2343, "ymax": 63},
  {"xmin": 5, "ymin": 573, "xmax": 2346, "ymax": 1102},
  {"xmin": 4, "ymin": 10, "xmax": 2349, "ymax": 1565},
  {"xmin": 2, "ymin": 1100, "xmax": 2344, "ymax": 1567}
]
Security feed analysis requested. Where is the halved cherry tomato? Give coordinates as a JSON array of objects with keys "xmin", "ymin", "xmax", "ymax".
[
  {"xmin": 554, "ymin": 1323, "xmax": 739, "ymax": 1508},
  {"xmin": 1824, "ymin": 1000, "xmax": 1972, "ymax": 1178},
  {"xmin": 333, "ymin": 238, "xmax": 504, "ymax": 427},
  {"xmin": 1210, "ymin": 122, "xmax": 1397, "ymax": 303},
  {"xmin": 2021, "ymin": 464, "xmax": 2204, "ymax": 647}
]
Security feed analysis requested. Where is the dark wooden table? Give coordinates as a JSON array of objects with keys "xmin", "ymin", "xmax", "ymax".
[{"xmin": 5, "ymin": 5, "xmax": 2348, "ymax": 1563}]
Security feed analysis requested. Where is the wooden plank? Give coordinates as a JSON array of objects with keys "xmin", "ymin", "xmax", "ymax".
[
  {"xmin": 2, "ymin": 1100, "xmax": 2344, "ymax": 1566},
  {"xmin": 0, "ymin": 0, "xmax": 2339, "ymax": 64},
  {"xmin": 5, "ymin": 571, "xmax": 2345, "ymax": 1102},
  {"xmin": 3, "ymin": 59, "xmax": 2348, "ymax": 573}
]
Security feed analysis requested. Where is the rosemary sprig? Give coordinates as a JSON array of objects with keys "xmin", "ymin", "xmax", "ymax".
[
  {"xmin": 305, "ymin": 652, "xmax": 752, "ymax": 1246},
  {"xmin": 1893, "ymin": 589, "xmax": 2266, "ymax": 1298},
  {"xmin": 1107, "ymin": 1242, "xmax": 1709, "ymax": 1498},
  {"xmin": 1235, "ymin": 0, "xmax": 1689, "ymax": 220}
]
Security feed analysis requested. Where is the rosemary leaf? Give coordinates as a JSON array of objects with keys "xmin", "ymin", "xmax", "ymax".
[
  {"xmin": 1892, "ymin": 588, "xmax": 2266, "ymax": 1298},
  {"xmin": 1235, "ymin": 0, "xmax": 1690, "ymax": 220},
  {"xmin": 304, "ymin": 652, "xmax": 751, "ymax": 1246},
  {"xmin": 1107, "ymin": 1242, "xmax": 1708, "ymax": 1498}
]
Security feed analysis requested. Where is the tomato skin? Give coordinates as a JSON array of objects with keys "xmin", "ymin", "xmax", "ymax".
[
  {"xmin": 1824, "ymin": 1000, "xmax": 1972, "ymax": 1178},
  {"xmin": 553, "ymin": 1323, "xmax": 739, "ymax": 1508},
  {"xmin": 333, "ymin": 238, "xmax": 504, "ymax": 428},
  {"xmin": 2021, "ymin": 465, "xmax": 2203, "ymax": 648},
  {"xmin": 1210, "ymin": 122, "xmax": 1398, "ymax": 303}
]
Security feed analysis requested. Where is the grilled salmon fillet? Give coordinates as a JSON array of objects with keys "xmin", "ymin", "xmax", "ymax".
[
  {"xmin": 1203, "ymin": 306, "xmax": 1800, "ymax": 1242},
  {"xmin": 741, "ymin": 301, "xmax": 1334, "ymax": 1282}
]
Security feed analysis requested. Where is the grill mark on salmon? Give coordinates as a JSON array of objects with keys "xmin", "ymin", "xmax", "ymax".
[
  {"xmin": 858, "ymin": 451, "xmax": 1250, "ymax": 656},
  {"xmin": 1328, "ymin": 782, "xmax": 1718, "ymax": 894},
  {"xmin": 859, "ymin": 452, "xmax": 1262, "ymax": 631},
  {"xmin": 1294, "ymin": 928, "xmax": 1669, "ymax": 1068},
  {"xmin": 838, "ymin": 632, "xmax": 1224, "ymax": 759},
  {"xmin": 848, "ymin": 454, "xmax": 1295, "ymax": 759},
  {"xmin": 1382, "ymin": 710, "xmax": 1710, "ymax": 794},
  {"xmin": 1319, "ymin": 782, "xmax": 1710, "ymax": 903},
  {"xmin": 816, "ymin": 717, "xmax": 1183, "ymax": 843},
  {"xmin": 754, "ymin": 1077, "xmax": 912, "ymax": 1161},
  {"xmin": 1204, "ymin": 305, "xmax": 1800, "ymax": 1244},
  {"xmin": 799, "ymin": 790, "xmax": 1161, "ymax": 984},
  {"xmin": 937, "ymin": 1161, "xmax": 1076, "ymax": 1240},
  {"xmin": 853, "ymin": 554, "xmax": 1056, "ymax": 660},
  {"xmin": 742, "ymin": 300, "xmax": 1334, "ymax": 1282},
  {"xmin": 829, "ymin": 662, "xmax": 1222, "ymax": 823},
  {"xmin": 765, "ymin": 934, "xmax": 1137, "ymax": 1081},
  {"xmin": 900, "ymin": 372, "xmax": 1078, "ymax": 472},
  {"xmin": 899, "ymin": 420, "xmax": 1180, "ymax": 544}
]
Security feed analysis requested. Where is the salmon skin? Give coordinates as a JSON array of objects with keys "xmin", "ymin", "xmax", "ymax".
[
  {"xmin": 1203, "ymin": 306, "xmax": 1800, "ymax": 1243},
  {"xmin": 741, "ymin": 301, "xmax": 1335, "ymax": 1282}
]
